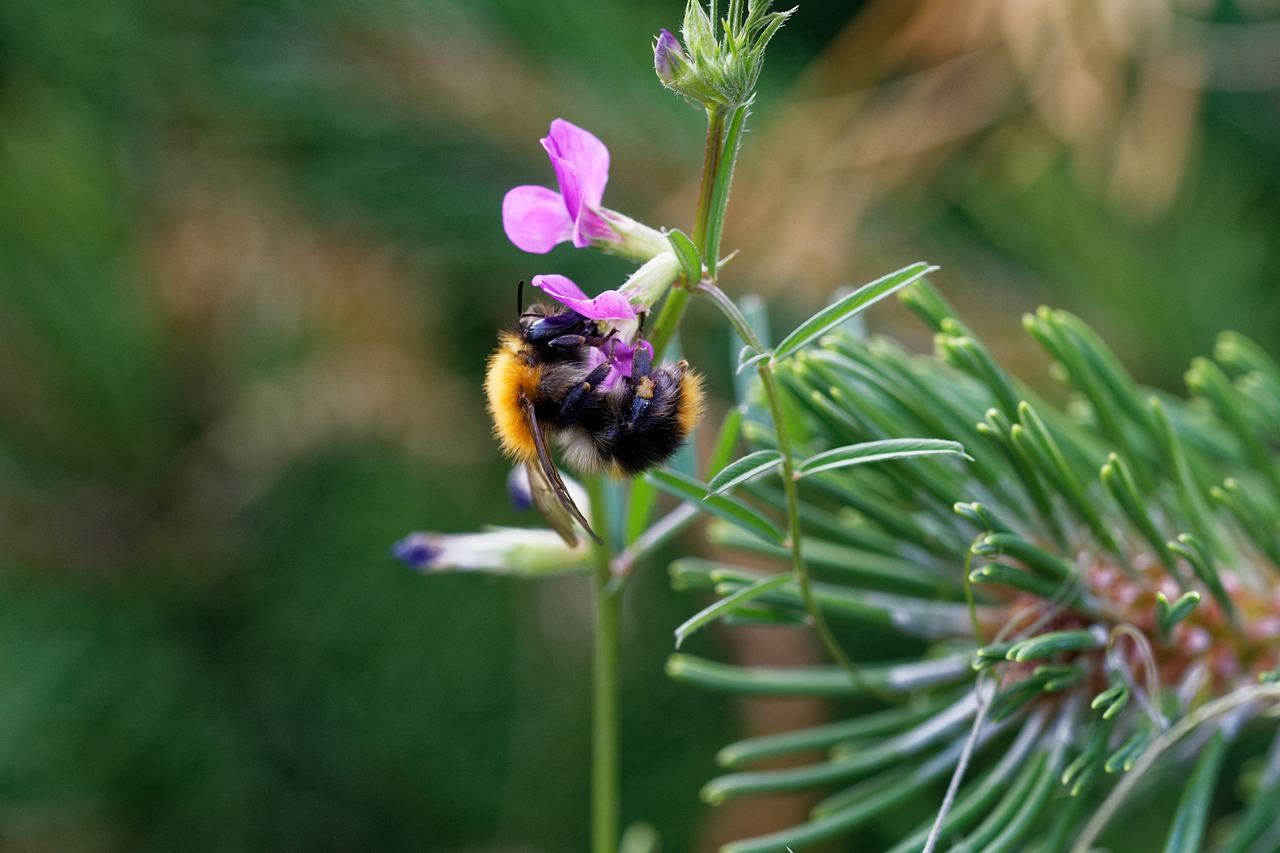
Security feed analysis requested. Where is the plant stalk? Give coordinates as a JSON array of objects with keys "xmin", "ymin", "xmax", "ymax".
[
  {"xmin": 695, "ymin": 281, "xmax": 892, "ymax": 700},
  {"xmin": 649, "ymin": 103, "xmax": 745, "ymax": 360},
  {"xmin": 586, "ymin": 476, "xmax": 620, "ymax": 853}
]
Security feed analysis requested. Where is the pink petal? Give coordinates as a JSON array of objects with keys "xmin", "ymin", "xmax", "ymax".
[
  {"xmin": 502, "ymin": 185, "xmax": 574, "ymax": 253},
  {"xmin": 542, "ymin": 120, "xmax": 613, "ymax": 247},
  {"xmin": 608, "ymin": 338, "xmax": 654, "ymax": 380},
  {"xmin": 543, "ymin": 119, "xmax": 610, "ymax": 210},
  {"xmin": 532, "ymin": 275, "xmax": 637, "ymax": 321}
]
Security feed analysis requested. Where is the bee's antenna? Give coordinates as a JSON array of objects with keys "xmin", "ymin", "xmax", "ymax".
[
  {"xmin": 637, "ymin": 309, "xmax": 646, "ymax": 339},
  {"xmin": 517, "ymin": 279, "xmax": 525, "ymax": 316}
]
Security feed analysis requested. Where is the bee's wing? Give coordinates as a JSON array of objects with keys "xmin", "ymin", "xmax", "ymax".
[{"xmin": 520, "ymin": 390, "xmax": 602, "ymax": 546}]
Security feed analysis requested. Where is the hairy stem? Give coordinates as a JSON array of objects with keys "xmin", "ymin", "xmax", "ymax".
[
  {"xmin": 696, "ymin": 281, "xmax": 893, "ymax": 701},
  {"xmin": 649, "ymin": 103, "xmax": 745, "ymax": 360},
  {"xmin": 586, "ymin": 476, "xmax": 620, "ymax": 853}
]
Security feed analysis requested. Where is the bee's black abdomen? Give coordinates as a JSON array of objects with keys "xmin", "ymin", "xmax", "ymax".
[{"xmin": 604, "ymin": 366, "xmax": 690, "ymax": 475}]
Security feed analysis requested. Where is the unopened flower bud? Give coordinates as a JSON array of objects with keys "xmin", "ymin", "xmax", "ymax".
[
  {"xmin": 654, "ymin": 29, "xmax": 691, "ymax": 86},
  {"xmin": 392, "ymin": 528, "xmax": 590, "ymax": 576}
]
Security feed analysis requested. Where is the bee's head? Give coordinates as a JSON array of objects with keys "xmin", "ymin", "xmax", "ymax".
[{"xmin": 520, "ymin": 305, "xmax": 595, "ymax": 345}]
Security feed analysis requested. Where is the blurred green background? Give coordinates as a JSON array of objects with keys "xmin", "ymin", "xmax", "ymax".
[{"xmin": 2, "ymin": 0, "xmax": 1278, "ymax": 850}]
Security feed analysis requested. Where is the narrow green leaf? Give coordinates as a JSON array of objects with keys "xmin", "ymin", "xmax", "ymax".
[
  {"xmin": 705, "ymin": 450, "xmax": 783, "ymax": 496},
  {"xmin": 969, "ymin": 563, "xmax": 1067, "ymax": 602},
  {"xmin": 707, "ymin": 567, "xmax": 981, "ymax": 639},
  {"xmin": 718, "ymin": 695, "xmax": 952, "ymax": 768},
  {"xmin": 1218, "ymin": 733, "xmax": 1280, "ymax": 853},
  {"xmin": 1155, "ymin": 590, "xmax": 1201, "ymax": 635},
  {"xmin": 625, "ymin": 475, "xmax": 660, "ymax": 544},
  {"xmin": 1212, "ymin": 478, "xmax": 1280, "ymax": 566},
  {"xmin": 1061, "ymin": 717, "xmax": 1113, "ymax": 793},
  {"xmin": 794, "ymin": 437, "xmax": 969, "ymax": 478},
  {"xmin": 674, "ymin": 572, "xmax": 793, "ymax": 649},
  {"xmin": 971, "ymin": 532, "xmax": 1075, "ymax": 582},
  {"xmin": 812, "ymin": 724, "xmax": 989, "ymax": 817},
  {"xmin": 972, "ymin": 642, "xmax": 1016, "ymax": 671},
  {"xmin": 704, "ymin": 692, "xmax": 979, "ymax": 803},
  {"xmin": 665, "ymin": 652, "xmax": 972, "ymax": 697},
  {"xmin": 1101, "ymin": 452, "xmax": 1176, "ymax": 567},
  {"xmin": 937, "ymin": 332, "xmax": 1021, "ymax": 421},
  {"xmin": 709, "ymin": 522, "xmax": 957, "ymax": 597},
  {"xmin": 704, "ymin": 104, "xmax": 748, "ymax": 280},
  {"xmin": 1013, "ymin": 402, "xmax": 1123, "ymax": 559},
  {"xmin": 1006, "ymin": 628, "xmax": 1104, "ymax": 662},
  {"xmin": 956, "ymin": 749, "xmax": 1057, "ymax": 853},
  {"xmin": 1189, "ymin": 357, "xmax": 1280, "ymax": 502},
  {"xmin": 885, "ymin": 715, "xmax": 1048, "ymax": 853},
  {"xmin": 772, "ymin": 262, "xmax": 938, "ymax": 362},
  {"xmin": 1163, "ymin": 731, "xmax": 1229, "ymax": 853},
  {"xmin": 1091, "ymin": 683, "xmax": 1130, "ymax": 721},
  {"xmin": 1150, "ymin": 397, "xmax": 1223, "ymax": 554},
  {"xmin": 647, "ymin": 469, "xmax": 785, "ymax": 545},
  {"xmin": 1169, "ymin": 533, "xmax": 1238, "ymax": 622},
  {"xmin": 1104, "ymin": 726, "xmax": 1151, "ymax": 773},
  {"xmin": 719, "ymin": 606, "xmax": 806, "ymax": 628},
  {"xmin": 664, "ymin": 227, "xmax": 702, "ymax": 284},
  {"xmin": 736, "ymin": 345, "xmax": 769, "ymax": 374},
  {"xmin": 705, "ymin": 405, "xmax": 745, "ymax": 480},
  {"xmin": 955, "ymin": 502, "xmax": 1016, "ymax": 535}
]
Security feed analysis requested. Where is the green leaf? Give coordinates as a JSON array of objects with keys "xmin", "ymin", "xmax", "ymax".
[
  {"xmin": 771, "ymin": 263, "xmax": 938, "ymax": 362},
  {"xmin": 1163, "ymin": 732, "xmax": 1229, "ymax": 853},
  {"xmin": 1091, "ymin": 683, "xmax": 1131, "ymax": 721},
  {"xmin": 968, "ymin": 563, "xmax": 1065, "ymax": 601},
  {"xmin": 674, "ymin": 572, "xmax": 792, "ymax": 649},
  {"xmin": 736, "ymin": 345, "xmax": 769, "ymax": 374},
  {"xmin": 1005, "ymin": 628, "xmax": 1104, "ymax": 662},
  {"xmin": 705, "ymin": 404, "xmax": 745, "ymax": 480},
  {"xmin": 1156, "ymin": 590, "xmax": 1201, "ymax": 635},
  {"xmin": 718, "ymin": 696, "xmax": 951, "ymax": 768},
  {"xmin": 624, "ymin": 475, "xmax": 660, "ymax": 544},
  {"xmin": 794, "ymin": 438, "xmax": 969, "ymax": 479},
  {"xmin": 665, "ymin": 652, "xmax": 972, "ymax": 697},
  {"xmin": 647, "ymin": 469, "xmax": 785, "ymax": 545},
  {"xmin": 706, "ymin": 450, "xmax": 783, "ymax": 496},
  {"xmin": 664, "ymin": 227, "xmax": 702, "ymax": 284}
]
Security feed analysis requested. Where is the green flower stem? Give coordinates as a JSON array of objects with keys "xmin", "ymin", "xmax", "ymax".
[
  {"xmin": 649, "ymin": 103, "xmax": 747, "ymax": 360},
  {"xmin": 586, "ymin": 475, "xmax": 621, "ymax": 853},
  {"xmin": 587, "ymin": 84, "xmax": 753, "ymax": 853},
  {"xmin": 697, "ymin": 280, "xmax": 894, "ymax": 702}
]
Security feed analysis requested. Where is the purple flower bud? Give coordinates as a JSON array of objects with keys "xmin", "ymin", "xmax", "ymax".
[
  {"xmin": 507, "ymin": 466, "xmax": 534, "ymax": 512},
  {"xmin": 391, "ymin": 533, "xmax": 442, "ymax": 570},
  {"xmin": 654, "ymin": 29, "xmax": 688, "ymax": 85}
]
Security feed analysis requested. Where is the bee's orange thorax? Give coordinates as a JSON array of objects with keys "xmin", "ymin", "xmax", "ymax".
[{"xmin": 485, "ymin": 332, "xmax": 540, "ymax": 462}]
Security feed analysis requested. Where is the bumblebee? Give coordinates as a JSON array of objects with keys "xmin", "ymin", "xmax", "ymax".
[{"xmin": 485, "ymin": 288, "xmax": 704, "ymax": 545}]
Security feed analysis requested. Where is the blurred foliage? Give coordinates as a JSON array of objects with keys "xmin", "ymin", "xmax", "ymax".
[{"xmin": 1, "ymin": 0, "xmax": 1278, "ymax": 849}]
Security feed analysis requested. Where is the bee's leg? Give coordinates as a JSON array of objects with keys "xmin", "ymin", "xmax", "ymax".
[
  {"xmin": 624, "ymin": 347, "xmax": 657, "ymax": 427},
  {"xmin": 549, "ymin": 333, "xmax": 612, "ymax": 351},
  {"xmin": 631, "ymin": 343, "xmax": 653, "ymax": 379},
  {"xmin": 556, "ymin": 362, "xmax": 610, "ymax": 423}
]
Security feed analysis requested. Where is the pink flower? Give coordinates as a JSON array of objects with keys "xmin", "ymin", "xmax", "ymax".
[
  {"xmin": 532, "ymin": 274, "xmax": 636, "ymax": 322},
  {"xmin": 503, "ymin": 120, "xmax": 668, "ymax": 261},
  {"xmin": 531, "ymin": 274, "xmax": 650, "ymax": 390},
  {"xmin": 503, "ymin": 119, "xmax": 615, "ymax": 253},
  {"xmin": 587, "ymin": 337, "xmax": 655, "ymax": 390}
]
